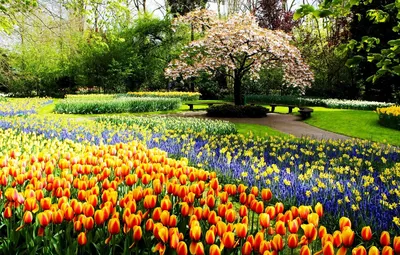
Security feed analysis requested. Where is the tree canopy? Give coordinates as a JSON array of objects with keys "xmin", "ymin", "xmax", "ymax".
[{"xmin": 165, "ymin": 13, "xmax": 313, "ymax": 105}]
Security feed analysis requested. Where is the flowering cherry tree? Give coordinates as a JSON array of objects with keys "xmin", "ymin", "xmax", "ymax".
[{"xmin": 165, "ymin": 13, "xmax": 314, "ymax": 105}]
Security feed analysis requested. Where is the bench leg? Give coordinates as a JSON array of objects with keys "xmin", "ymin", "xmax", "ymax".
[
  {"xmin": 271, "ymin": 106, "xmax": 275, "ymax": 113},
  {"xmin": 189, "ymin": 105, "xmax": 193, "ymax": 111},
  {"xmin": 288, "ymin": 107, "xmax": 293, "ymax": 114}
]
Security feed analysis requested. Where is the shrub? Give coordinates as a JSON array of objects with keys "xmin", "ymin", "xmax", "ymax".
[
  {"xmin": 54, "ymin": 97, "xmax": 181, "ymax": 114},
  {"xmin": 207, "ymin": 104, "xmax": 268, "ymax": 118},
  {"xmin": 377, "ymin": 105, "xmax": 400, "ymax": 130},
  {"xmin": 125, "ymin": 91, "xmax": 201, "ymax": 101},
  {"xmin": 96, "ymin": 116, "xmax": 237, "ymax": 135}
]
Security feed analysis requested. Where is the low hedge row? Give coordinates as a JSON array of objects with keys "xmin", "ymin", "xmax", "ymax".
[
  {"xmin": 96, "ymin": 116, "xmax": 237, "ymax": 135},
  {"xmin": 224, "ymin": 95, "xmax": 394, "ymax": 110},
  {"xmin": 207, "ymin": 104, "xmax": 269, "ymax": 118},
  {"xmin": 377, "ymin": 105, "xmax": 400, "ymax": 130},
  {"xmin": 125, "ymin": 91, "xmax": 201, "ymax": 101},
  {"xmin": 54, "ymin": 97, "xmax": 181, "ymax": 114}
]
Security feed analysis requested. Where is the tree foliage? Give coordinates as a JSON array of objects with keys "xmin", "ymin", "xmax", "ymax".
[
  {"xmin": 166, "ymin": 13, "xmax": 313, "ymax": 105},
  {"xmin": 166, "ymin": 0, "xmax": 208, "ymax": 16}
]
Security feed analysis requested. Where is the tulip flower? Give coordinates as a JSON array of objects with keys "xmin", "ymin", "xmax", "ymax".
[
  {"xmin": 342, "ymin": 228, "xmax": 355, "ymax": 247},
  {"xmin": 189, "ymin": 225, "xmax": 202, "ymax": 241},
  {"xmin": 322, "ymin": 241, "xmax": 334, "ymax": 255},
  {"xmin": 209, "ymin": 244, "xmax": 221, "ymax": 255},
  {"xmin": 302, "ymin": 223, "xmax": 317, "ymax": 241},
  {"xmin": 380, "ymin": 231, "xmax": 391, "ymax": 246},
  {"xmin": 177, "ymin": 241, "xmax": 188, "ymax": 255},
  {"xmin": 288, "ymin": 219, "xmax": 299, "ymax": 233},
  {"xmin": 275, "ymin": 220, "xmax": 286, "ymax": 235},
  {"xmin": 23, "ymin": 211, "xmax": 33, "ymax": 224},
  {"xmin": 288, "ymin": 234, "xmax": 298, "ymax": 249},
  {"xmin": 382, "ymin": 246, "xmax": 394, "ymax": 255},
  {"xmin": 37, "ymin": 212, "xmax": 50, "ymax": 227},
  {"xmin": 236, "ymin": 223, "xmax": 248, "ymax": 238},
  {"xmin": 307, "ymin": 213, "xmax": 319, "ymax": 227},
  {"xmin": 315, "ymin": 202, "xmax": 324, "ymax": 217},
  {"xmin": 261, "ymin": 188, "xmax": 272, "ymax": 201},
  {"xmin": 108, "ymin": 218, "xmax": 120, "ymax": 235},
  {"xmin": 189, "ymin": 242, "xmax": 205, "ymax": 255},
  {"xmin": 242, "ymin": 241, "xmax": 253, "ymax": 255},
  {"xmin": 221, "ymin": 231, "xmax": 235, "ymax": 249},
  {"xmin": 353, "ymin": 246, "xmax": 367, "ymax": 255},
  {"xmin": 339, "ymin": 217, "xmax": 351, "ymax": 231},
  {"xmin": 361, "ymin": 226, "xmax": 373, "ymax": 242},
  {"xmin": 300, "ymin": 245, "xmax": 311, "ymax": 255},
  {"xmin": 169, "ymin": 233, "xmax": 179, "ymax": 249},
  {"xmin": 132, "ymin": 225, "xmax": 142, "ymax": 241},
  {"xmin": 368, "ymin": 246, "xmax": 380, "ymax": 255},
  {"xmin": 394, "ymin": 236, "xmax": 400, "ymax": 254},
  {"xmin": 78, "ymin": 232, "xmax": 87, "ymax": 246},
  {"xmin": 4, "ymin": 207, "xmax": 12, "ymax": 219},
  {"xmin": 259, "ymin": 213, "xmax": 270, "ymax": 229}
]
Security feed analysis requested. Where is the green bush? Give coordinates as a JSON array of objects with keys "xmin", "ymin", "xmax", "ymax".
[
  {"xmin": 54, "ymin": 97, "xmax": 181, "ymax": 114},
  {"xmin": 96, "ymin": 116, "xmax": 237, "ymax": 135},
  {"xmin": 223, "ymin": 95, "xmax": 325, "ymax": 106},
  {"xmin": 207, "ymin": 104, "xmax": 269, "ymax": 118},
  {"xmin": 124, "ymin": 91, "xmax": 201, "ymax": 101}
]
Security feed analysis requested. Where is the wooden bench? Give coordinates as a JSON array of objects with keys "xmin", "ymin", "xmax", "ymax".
[
  {"xmin": 298, "ymin": 107, "xmax": 314, "ymax": 119},
  {"xmin": 186, "ymin": 102, "xmax": 227, "ymax": 111},
  {"xmin": 270, "ymin": 104, "xmax": 297, "ymax": 114}
]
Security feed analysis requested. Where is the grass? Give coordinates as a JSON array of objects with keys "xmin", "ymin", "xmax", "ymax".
[
  {"xmin": 303, "ymin": 107, "xmax": 400, "ymax": 146},
  {"xmin": 234, "ymin": 123, "xmax": 288, "ymax": 138}
]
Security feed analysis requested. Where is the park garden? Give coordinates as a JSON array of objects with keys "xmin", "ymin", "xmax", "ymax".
[{"xmin": 0, "ymin": 0, "xmax": 400, "ymax": 255}]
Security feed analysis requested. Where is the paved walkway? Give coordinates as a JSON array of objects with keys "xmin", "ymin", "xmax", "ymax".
[{"xmin": 166, "ymin": 111, "xmax": 350, "ymax": 140}]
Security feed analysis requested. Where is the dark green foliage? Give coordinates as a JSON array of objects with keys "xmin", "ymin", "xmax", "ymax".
[
  {"xmin": 349, "ymin": 0, "xmax": 400, "ymax": 102},
  {"xmin": 167, "ymin": 0, "xmax": 208, "ymax": 15},
  {"xmin": 206, "ymin": 104, "xmax": 269, "ymax": 118}
]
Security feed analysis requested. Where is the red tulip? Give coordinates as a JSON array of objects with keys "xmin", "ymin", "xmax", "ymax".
[
  {"xmin": 361, "ymin": 226, "xmax": 372, "ymax": 242},
  {"xmin": 177, "ymin": 241, "xmax": 188, "ymax": 255},
  {"xmin": 236, "ymin": 223, "xmax": 248, "ymax": 238},
  {"xmin": 4, "ymin": 207, "xmax": 12, "ymax": 219},
  {"xmin": 209, "ymin": 244, "xmax": 221, "ymax": 255},
  {"xmin": 315, "ymin": 202, "xmax": 324, "ymax": 217},
  {"xmin": 132, "ymin": 226, "xmax": 142, "ymax": 241},
  {"xmin": 242, "ymin": 241, "xmax": 253, "ymax": 255},
  {"xmin": 393, "ymin": 236, "xmax": 400, "ymax": 254},
  {"xmin": 275, "ymin": 220, "xmax": 286, "ymax": 235},
  {"xmin": 78, "ymin": 232, "xmax": 87, "ymax": 246},
  {"xmin": 380, "ymin": 231, "xmax": 391, "ymax": 247},
  {"xmin": 221, "ymin": 231, "xmax": 235, "ymax": 249},
  {"xmin": 322, "ymin": 241, "xmax": 334, "ymax": 255},
  {"xmin": 288, "ymin": 234, "xmax": 298, "ymax": 249},
  {"xmin": 23, "ymin": 211, "xmax": 33, "ymax": 224},
  {"xmin": 261, "ymin": 188, "xmax": 272, "ymax": 201},
  {"xmin": 259, "ymin": 213, "xmax": 270, "ymax": 228},
  {"xmin": 352, "ymin": 246, "xmax": 367, "ymax": 255},
  {"xmin": 382, "ymin": 246, "xmax": 394, "ymax": 255},
  {"xmin": 300, "ymin": 245, "xmax": 311, "ymax": 255},
  {"xmin": 108, "ymin": 218, "xmax": 120, "ymax": 235}
]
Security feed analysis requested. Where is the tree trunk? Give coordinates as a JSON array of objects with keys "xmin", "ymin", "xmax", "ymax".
[{"xmin": 234, "ymin": 73, "xmax": 244, "ymax": 105}]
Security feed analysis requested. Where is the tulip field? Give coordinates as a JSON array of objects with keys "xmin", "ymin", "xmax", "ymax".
[{"xmin": 0, "ymin": 99, "xmax": 399, "ymax": 254}]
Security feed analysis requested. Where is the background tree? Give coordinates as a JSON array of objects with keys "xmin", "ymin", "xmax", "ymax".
[
  {"xmin": 256, "ymin": 0, "xmax": 299, "ymax": 33},
  {"xmin": 165, "ymin": 14, "xmax": 313, "ymax": 105},
  {"xmin": 166, "ymin": 0, "xmax": 208, "ymax": 16}
]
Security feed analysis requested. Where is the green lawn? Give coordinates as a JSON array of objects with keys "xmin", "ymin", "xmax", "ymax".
[
  {"xmin": 303, "ymin": 107, "xmax": 400, "ymax": 146},
  {"xmin": 234, "ymin": 123, "xmax": 288, "ymax": 138}
]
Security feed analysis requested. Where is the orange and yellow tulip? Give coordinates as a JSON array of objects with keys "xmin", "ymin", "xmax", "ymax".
[
  {"xmin": 361, "ymin": 226, "xmax": 372, "ymax": 242},
  {"xmin": 107, "ymin": 218, "xmax": 120, "ymax": 235},
  {"xmin": 288, "ymin": 234, "xmax": 298, "ymax": 249},
  {"xmin": 77, "ymin": 232, "xmax": 87, "ymax": 246},
  {"xmin": 380, "ymin": 231, "xmax": 391, "ymax": 247}
]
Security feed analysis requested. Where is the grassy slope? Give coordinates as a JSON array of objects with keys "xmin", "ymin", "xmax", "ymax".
[{"xmin": 304, "ymin": 107, "xmax": 400, "ymax": 146}]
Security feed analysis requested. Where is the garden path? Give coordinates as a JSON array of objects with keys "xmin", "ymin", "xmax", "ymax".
[{"xmin": 168, "ymin": 111, "xmax": 350, "ymax": 141}]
